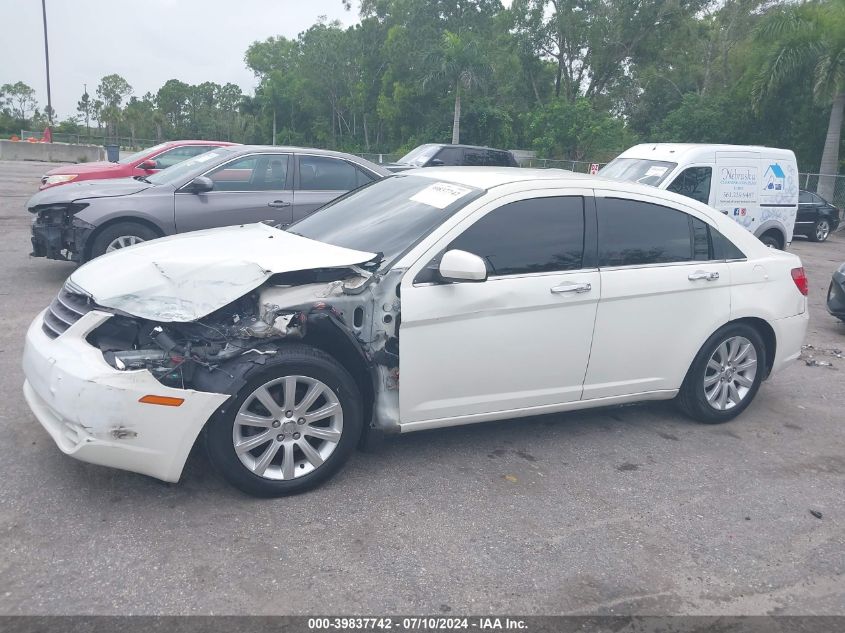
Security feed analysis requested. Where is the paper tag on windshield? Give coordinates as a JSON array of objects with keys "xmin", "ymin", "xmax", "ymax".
[
  {"xmin": 194, "ymin": 152, "xmax": 219, "ymax": 163},
  {"xmin": 410, "ymin": 182, "xmax": 472, "ymax": 209},
  {"xmin": 644, "ymin": 165, "xmax": 668, "ymax": 177}
]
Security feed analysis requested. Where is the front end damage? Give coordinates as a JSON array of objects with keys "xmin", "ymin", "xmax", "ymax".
[
  {"xmin": 29, "ymin": 203, "xmax": 94, "ymax": 262},
  {"xmin": 87, "ymin": 264, "xmax": 403, "ymax": 441},
  {"xmin": 24, "ymin": 267, "xmax": 401, "ymax": 481},
  {"xmin": 22, "ymin": 225, "xmax": 403, "ymax": 480}
]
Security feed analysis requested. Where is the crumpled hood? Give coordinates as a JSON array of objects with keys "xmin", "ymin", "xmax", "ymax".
[
  {"xmin": 28, "ymin": 178, "xmax": 152, "ymax": 209},
  {"xmin": 68, "ymin": 223, "xmax": 376, "ymax": 322}
]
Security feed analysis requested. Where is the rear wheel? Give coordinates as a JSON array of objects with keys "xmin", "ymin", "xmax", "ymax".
[
  {"xmin": 676, "ymin": 323, "xmax": 766, "ymax": 424},
  {"xmin": 88, "ymin": 221, "xmax": 160, "ymax": 260},
  {"xmin": 809, "ymin": 218, "xmax": 831, "ymax": 242},
  {"xmin": 759, "ymin": 231, "xmax": 783, "ymax": 249},
  {"xmin": 205, "ymin": 344, "xmax": 362, "ymax": 497}
]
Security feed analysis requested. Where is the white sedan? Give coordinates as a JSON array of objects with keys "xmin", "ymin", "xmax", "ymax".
[{"xmin": 22, "ymin": 168, "xmax": 809, "ymax": 496}]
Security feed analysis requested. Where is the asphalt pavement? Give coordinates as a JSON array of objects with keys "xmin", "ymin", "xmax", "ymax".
[{"xmin": 0, "ymin": 160, "xmax": 842, "ymax": 615}]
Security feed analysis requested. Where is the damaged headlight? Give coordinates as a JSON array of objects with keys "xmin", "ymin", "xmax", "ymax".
[{"xmin": 30, "ymin": 202, "xmax": 89, "ymax": 226}]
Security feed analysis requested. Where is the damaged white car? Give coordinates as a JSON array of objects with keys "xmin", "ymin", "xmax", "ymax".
[{"xmin": 23, "ymin": 169, "xmax": 809, "ymax": 496}]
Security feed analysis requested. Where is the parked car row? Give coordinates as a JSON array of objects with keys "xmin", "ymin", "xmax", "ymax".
[
  {"xmin": 21, "ymin": 139, "xmax": 841, "ymax": 498},
  {"xmin": 29, "ymin": 146, "xmax": 390, "ymax": 262}
]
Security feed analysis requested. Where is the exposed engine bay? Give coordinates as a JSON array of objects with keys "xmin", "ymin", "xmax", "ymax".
[{"xmin": 84, "ymin": 265, "xmax": 403, "ymax": 433}]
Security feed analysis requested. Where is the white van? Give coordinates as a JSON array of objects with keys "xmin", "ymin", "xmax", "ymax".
[{"xmin": 599, "ymin": 144, "xmax": 799, "ymax": 249}]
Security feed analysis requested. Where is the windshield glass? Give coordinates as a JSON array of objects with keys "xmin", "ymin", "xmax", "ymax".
[
  {"xmin": 599, "ymin": 158, "xmax": 678, "ymax": 187},
  {"xmin": 146, "ymin": 148, "xmax": 236, "ymax": 186},
  {"xmin": 397, "ymin": 144, "xmax": 439, "ymax": 166},
  {"xmin": 118, "ymin": 143, "xmax": 169, "ymax": 165},
  {"xmin": 289, "ymin": 175, "xmax": 483, "ymax": 269}
]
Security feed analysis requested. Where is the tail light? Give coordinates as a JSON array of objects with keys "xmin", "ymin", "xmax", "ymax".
[{"xmin": 791, "ymin": 267, "xmax": 809, "ymax": 296}]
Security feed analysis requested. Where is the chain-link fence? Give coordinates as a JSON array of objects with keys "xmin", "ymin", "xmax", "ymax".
[{"xmin": 797, "ymin": 173, "xmax": 845, "ymax": 209}]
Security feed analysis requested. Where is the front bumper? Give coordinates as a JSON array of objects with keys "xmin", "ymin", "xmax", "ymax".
[
  {"xmin": 30, "ymin": 216, "xmax": 95, "ymax": 262},
  {"xmin": 828, "ymin": 270, "xmax": 845, "ymax": 319},
  {"xmin": 22, "ymin": 309, "xmax": 229, "ymax": 482}
]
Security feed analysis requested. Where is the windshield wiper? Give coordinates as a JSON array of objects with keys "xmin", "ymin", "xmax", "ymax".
[{"xmin": 133, "ymin": 175, "xmax": 152, "ymax": 183}]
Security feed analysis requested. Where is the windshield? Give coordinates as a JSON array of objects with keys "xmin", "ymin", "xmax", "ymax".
[
  {"xmin": 118, "ymin": 143, "xmax": 169, "ymax": 165},
  {"xmin": 599, "ymin": 158, "xmax": 678, "ymax": 187},
  {"xmin": 397, "ymin": 144, "xmax": 440, "ymax": 166},
  {"xmin": 146, "ymin": 148, "xmax": 237, "ymax": 186},
  {"xmin": 289, "ymin": 175, "xmax": 483, "ymax": 269}
]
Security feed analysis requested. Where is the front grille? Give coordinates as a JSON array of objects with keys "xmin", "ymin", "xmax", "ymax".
[{"xmin": 42, "ymin": 285, "xmax": 95, "ymax": 339}]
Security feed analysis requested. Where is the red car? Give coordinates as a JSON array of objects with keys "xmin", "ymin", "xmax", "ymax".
[{"xmin": 39, "ymin": 140, "xmax": 237, "ymax": 190}]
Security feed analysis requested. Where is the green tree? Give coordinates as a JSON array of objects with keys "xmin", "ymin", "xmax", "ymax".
[
  {"xmin": 76, "ymin": 89, "xmax": 92, "ymax": 136},
  {"xmin": 753, "ymin": 0, "xmax": 845, "ymax": 200},
  {"xmin": 1, "ymin": 81, "xmax": 38, "ymax": 127},
  {"xmin": 96, "ymin": 74, "xmax": 133, "ymax": 137},
  {"xmin": 423, "ymin": 31, "xmax": 492, "ymax": 144}
]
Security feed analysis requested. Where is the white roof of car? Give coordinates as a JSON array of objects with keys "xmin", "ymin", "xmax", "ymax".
[
  {"xmin": 406, "ymin": 166, "xmax": 597, "ymax": 189},
  {"xmin": 404, "ymin": 166, "xmax": 668, "ymax": 197}
]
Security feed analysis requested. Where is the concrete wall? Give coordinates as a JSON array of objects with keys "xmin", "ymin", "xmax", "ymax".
[{"xmin": 0, "ymin": 141, "xmax": 106, "ymax": 163}]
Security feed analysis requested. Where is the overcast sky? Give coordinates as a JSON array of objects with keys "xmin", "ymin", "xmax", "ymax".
[{"xmin": 0, "ymin": 0, "xmax": 360, "ymax": 120}]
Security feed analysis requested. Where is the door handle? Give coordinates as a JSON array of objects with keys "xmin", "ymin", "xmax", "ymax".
[
  {"xmin": 267, "ymin": 200, "xmax": 291, "ymax": 208},
  {"xmin": 688, "ymin": 270, "xmax": 720, "ymax": 281},
  {"xmin": 550, "ymin": 282, "xmax": 592, "ymax": 294}
]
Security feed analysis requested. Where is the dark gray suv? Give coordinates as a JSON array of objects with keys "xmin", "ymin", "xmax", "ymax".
[{"xmin": 28, "ymin": 146, "xmax": 390, "ymax": 262}]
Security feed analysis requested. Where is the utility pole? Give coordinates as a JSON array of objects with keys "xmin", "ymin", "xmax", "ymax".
[{"xmin": 42, "ymin": 0, "xmax": 53, "ymax": 126}]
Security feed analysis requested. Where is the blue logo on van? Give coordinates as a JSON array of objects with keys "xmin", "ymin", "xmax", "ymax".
[{"xmin": 764, "ymin": 163, "xmax": 785, "ymax": 191}]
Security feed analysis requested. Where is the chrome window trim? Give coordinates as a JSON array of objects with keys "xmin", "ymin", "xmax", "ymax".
[{"xmin": 296, "ymin": 152, "xmax": 381, "ymax": 191}]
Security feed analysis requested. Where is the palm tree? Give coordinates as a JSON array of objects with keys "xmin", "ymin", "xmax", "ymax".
[
  {"xmin": 423, "ymin": 31, "xmax": 492, "ymax": 144},
  {"xmin": 753, "ymin": 1, "xmax": 845, "ymax": 201}
]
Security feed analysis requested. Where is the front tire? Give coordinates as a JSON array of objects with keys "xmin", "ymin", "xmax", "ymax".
[
  {"xmin": 676, "ymin": 323, "xmax": 766, "ymax": 424},
  {"xmin": 759, "ymin": 232, "xmax": 782, "ymax": 249},
  {"xmin": 809, "ymin": 218, "xmax": 831, "ymax": 242},
  {"xmin": 205, "ymin": 344, "xmax": 362, "ymax": 497},
  {"xmin": 87, "ymin": 221, "xmax": 160, "ymax": 260}
]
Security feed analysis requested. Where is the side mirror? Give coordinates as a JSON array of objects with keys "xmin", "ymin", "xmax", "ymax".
[
  {"xmin": 138, "ymin": 159, "xmax": 157, "ymax": 170},
  {"xmin": 429, "ymin": 158, "xmax": 445, "ymax": 167},
  {"xmin": 438, "ymin": 249, "xmax": 487, "ymax": 283},
  {"xmin": 185, "ymin": 175, "xmax": 214, "ymax": 194}
]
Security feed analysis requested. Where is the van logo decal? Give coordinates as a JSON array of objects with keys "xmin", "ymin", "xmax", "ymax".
[{"xmin": 763, "ymin": 163, "xmax": 785, "ymax": 191}]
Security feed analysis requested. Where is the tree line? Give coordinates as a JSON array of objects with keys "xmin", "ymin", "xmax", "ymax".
[{"xmin": 1, "ymin": 0, "xmax": 843, "ymax": 179}]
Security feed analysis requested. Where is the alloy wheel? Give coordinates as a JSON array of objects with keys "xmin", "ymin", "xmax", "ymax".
[
  {"xmin": 232, "ymin": 375, "xmax": 343, "ymax": 480},
  {"xmin": 816, "ymin": 219, "xmax": 830, "ymax": 241},
  {"xmin": 105, "ymin": 235, "xmax": 145, "ymax": 252},
  {"xmin": 703, "ymin": 336, "xmax": 758, "ymax": 411}
]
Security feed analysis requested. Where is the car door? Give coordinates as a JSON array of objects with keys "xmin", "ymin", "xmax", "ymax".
[
  {"xmin": 399, "ymin": 191, "xmax": 600, "ymax": 425},
  {"xmin": 797, "ymin": 190, "xmax": 819, "ymax": 225},
  {"xmin": 174, "ymin": 153, "xmax": 293, "ymax": 232},
  {"xmin": 581, "ymin": 192, "xmax": 732, "ymax": 400},
  {"xmin": 291, "ymin": 154, "xmax": 373, "ymax": 222}
]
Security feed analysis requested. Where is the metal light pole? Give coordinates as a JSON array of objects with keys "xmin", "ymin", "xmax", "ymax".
[{"xmin": 42, "ymin": 0, "xmax": 53, "ymax": 126}]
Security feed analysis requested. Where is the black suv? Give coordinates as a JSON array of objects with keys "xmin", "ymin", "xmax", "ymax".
[
  {"xmin": 386, "ymin": 144, "xmax": 519, "ymax": 172},
  {"xmin": 796, "ymin": 190, "xmax": 840, "ymax": 242}
]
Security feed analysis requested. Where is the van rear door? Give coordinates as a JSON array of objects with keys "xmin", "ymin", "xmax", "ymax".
[{"xmin": 713, "ymin": 151, "xmax": 761, "ymax": 233}]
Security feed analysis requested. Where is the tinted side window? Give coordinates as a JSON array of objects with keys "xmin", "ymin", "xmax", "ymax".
[
  {"xmin": 434, "ymin": 147, "xmax": 463, "ymax": 166},
  {"xmin": 299, "ymin": 156, "xmax": 358, "ymax": 190},
  {"xmin": 354, "ymin": 166, "xmax": 376, "ymax": 188},
  {"xmin": 154, "ymin": 146, "xmax": 215, "ymax": 169},
  {"xmin": 463, "ymin": 149, "xmax": 486, "ymax": 166},
  {"xmin": 667, "ymin": 167, "xmax": 712, "ymax": 205},
  {"xmin": 711, "ymin": 228, "xmax": 746, "ymax": 260},
  {"xmin": 207, "ymin": 154, "xmax": 289, "ymax": 191},
  {"xmin": 598, "ymin": 198, "xmax": 694, "ymax": 266},
  {"xmin": 486, "ymin": 150, "xmax": 510, "ymax": 166},
  {"xmin": 449, "ymin": 196, "xmax": 585, "ymax": 276},
  {"xmin": 799, "ymin": 191, "xmax": 812, "ymax": 203}
]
